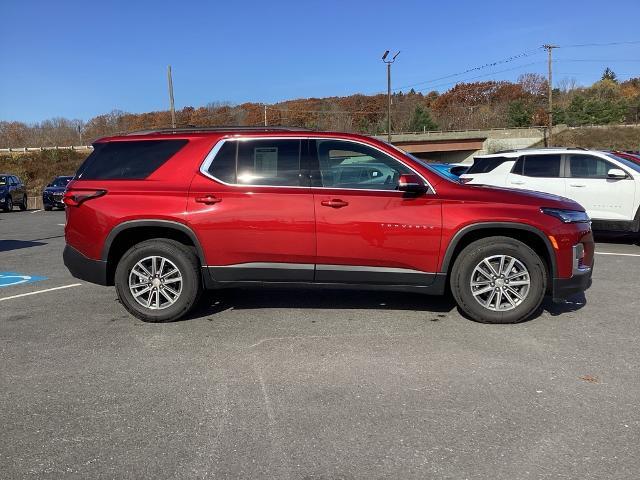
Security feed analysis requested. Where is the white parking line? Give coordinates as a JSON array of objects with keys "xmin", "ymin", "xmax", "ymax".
[
  {"xmin": 595, "ymin": 251, "xmax": 640, "ymax": 258},
  {"xmin": 0, "ymin": 283, "xmax": 82, "ymax": 302},
  {"xmin": 57, "ymin": 224, "xmax": 65, "ymax": 226},
  {"xmin": 30, "ymin": 209, "xmax": 42, "ymax": 214}
]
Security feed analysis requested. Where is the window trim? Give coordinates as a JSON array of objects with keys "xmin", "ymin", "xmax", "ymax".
[{"xmin": 200, "ymin": 136, "xmax": 435, "ymax": 193}]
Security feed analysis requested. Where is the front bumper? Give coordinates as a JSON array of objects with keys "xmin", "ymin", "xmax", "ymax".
[
  {"xmin": 43, "ymin": 193, "xmax": 65, "ymax": 208},
  {"xmin": 63, "ymin": 245, "xmax": 108, "ymax": 285},
  {"xmin": 552, "ymin": 269, "xmax": 592, "ymax": 301}
]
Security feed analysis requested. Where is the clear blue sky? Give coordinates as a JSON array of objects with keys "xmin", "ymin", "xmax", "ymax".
[{"xmin": 1, "ymin": 0, "xmax": 639, "ymax": 123}]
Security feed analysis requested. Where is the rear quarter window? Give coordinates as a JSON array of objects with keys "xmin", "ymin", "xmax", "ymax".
[
  {"xmin": 466, "ymin": 157, "xmax": 511, "ymax": 174},
  {"xmin": 77, "ymin": 140, "xmax": 188, "ymax": 180}
]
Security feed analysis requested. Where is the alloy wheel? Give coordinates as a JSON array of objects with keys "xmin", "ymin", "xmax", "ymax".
[
  {"xmin": 470, "ymin": 255, "xmax": 531, "ymax": 312},
  {"xmin": 128, "ymin": 256, "xmax": 183, "ymax": 310}
]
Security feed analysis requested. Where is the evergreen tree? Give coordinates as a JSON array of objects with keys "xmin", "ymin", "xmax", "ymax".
[
  {"xmin": 507, "ymin": 100, "xmax": 532, "ymax": 127},
  {"xmin": 602, "ymin": 68, "xmax": 618, "ymax": 82},
  {"xmin": 408, "ymin": 105, "xmax": 438, "ymax": 131}
]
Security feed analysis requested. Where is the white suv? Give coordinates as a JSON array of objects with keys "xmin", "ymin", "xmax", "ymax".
[{"xmin": 460, "ymin": 148, "xmax": 640, "ymax": 233}]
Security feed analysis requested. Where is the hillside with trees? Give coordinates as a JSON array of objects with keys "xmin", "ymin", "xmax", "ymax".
[{"xmin": 1, "ymin": 69, "xmax": 639, "ymax": 148}]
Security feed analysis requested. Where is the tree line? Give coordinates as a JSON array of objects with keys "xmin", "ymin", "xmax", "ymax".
[{"xmin": 1, "ymin": 69, "xmax": 639, "ymax": 147}]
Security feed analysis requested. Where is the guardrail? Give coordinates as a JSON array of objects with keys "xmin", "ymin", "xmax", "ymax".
[{"xmin": 0, "ymin": 145, "xmax": 93, "ymax": 153}]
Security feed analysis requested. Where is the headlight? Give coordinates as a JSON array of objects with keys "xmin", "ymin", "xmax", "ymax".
[{"xmin": 541, "ymin": 207, "xmax": 590, "ymax": 224}]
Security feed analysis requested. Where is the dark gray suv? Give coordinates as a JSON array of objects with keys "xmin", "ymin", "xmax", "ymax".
[{"xmin": 0, "ymin": 174, "xmax": 28, "ymax": 211}]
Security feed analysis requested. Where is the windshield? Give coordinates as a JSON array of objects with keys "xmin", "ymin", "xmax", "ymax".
[
  {"xmin": 603, "ymin": 153, "xmax": 640, "ymax": 173},
  {"xmin": 51, "ymin": 177, "xmax": 72, "ymax": 187}
]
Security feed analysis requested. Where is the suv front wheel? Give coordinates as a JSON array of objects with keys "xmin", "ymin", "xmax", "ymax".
[
  {"xmin": 450, "ymin": 236, "xmax": 547, "ymax": 324},
  {"xmin": 115, "ymin": 239, "xmax": 202, "ymax": 322}
]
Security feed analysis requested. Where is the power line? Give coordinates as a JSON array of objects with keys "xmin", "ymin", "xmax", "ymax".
[
  {"xmin": 389, "ymin": 48, "xmax": 544, "ymax": 93},
  {"xmin": 413, "ymin": 61, "xmax": 546, "ymax": 92},
  {"xmin": 560, "ymin": 40, "xmax": 640, "ymax": 48}
]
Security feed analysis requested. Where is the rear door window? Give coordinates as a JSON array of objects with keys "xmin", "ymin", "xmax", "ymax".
[
  {"xmin": 512, "ymin": 155, "xmax": 561, "ymax": 177},
  {"xmin": 207, "ymin": 139, "xmax": 303, "ymax": 186},
  {"xmin": 77, "ymin": 140, "xmax": 188, "ymax": 180}
]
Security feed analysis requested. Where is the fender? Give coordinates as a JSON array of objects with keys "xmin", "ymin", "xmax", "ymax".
[
  {"xmin": 440, "ymin": 222, "xmax": 557, "ymax": 278},
  {"xmin": 101, "ymin": 219, "xmax": 207, "ymax": 265}
]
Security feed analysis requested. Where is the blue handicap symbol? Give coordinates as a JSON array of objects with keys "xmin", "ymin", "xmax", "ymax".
[{"xmin": 0, "ymin": 272, "xmax": 47, "ymax": 288}]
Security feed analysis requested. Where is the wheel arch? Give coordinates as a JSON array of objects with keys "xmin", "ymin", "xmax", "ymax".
[
  {"xmin": 102, "ymin": 220, "xmax": 206, "ymax": 285},
  {"xmin": 441, "ymin": 222, "xmax": 557, "ymax": 284}
]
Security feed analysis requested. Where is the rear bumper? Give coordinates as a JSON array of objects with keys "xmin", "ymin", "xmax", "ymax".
[
  {"xmin": 552, "ymin": 269, "xmax": 592, "ymax": 301},
  {"xmin": 63, "ymin": 245, "xmax": 108, "ymax": 285}
]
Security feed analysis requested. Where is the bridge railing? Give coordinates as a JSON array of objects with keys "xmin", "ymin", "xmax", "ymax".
[{"xmin": 0, "ymin": 145, "xmax": 93, "ymax": 153}]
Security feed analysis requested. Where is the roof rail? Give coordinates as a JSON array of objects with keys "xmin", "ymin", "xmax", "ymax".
[
  {"xmin": 493, "ymin": 146, "xmax": 589, "ymax": 154},
  {"xmin": 125, "ymin": 126, "xmax": 313, "ymax": 136}
]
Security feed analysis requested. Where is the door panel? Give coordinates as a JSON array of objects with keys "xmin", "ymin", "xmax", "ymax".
[
  {"xmin": 566, "ymin": 154, "xmax": 636, "ymax": 220},
  {"xmin": 187, "ymin": 138, "xmax": 316, "ymax": 282},
  {"xmin": 311, "ymin": 138, "xmax": 442, "ymax": 284},
  {"xmin": 314, "ymin": 190, "xmax": 441, "ymax": 284}
]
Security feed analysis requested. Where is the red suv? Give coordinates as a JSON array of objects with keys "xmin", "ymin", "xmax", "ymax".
[{"xmin": 63, "ymin": 127, "xmax": 594, "ymax": 324}]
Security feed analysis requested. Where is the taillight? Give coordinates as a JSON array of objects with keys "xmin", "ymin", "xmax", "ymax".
[{"xmin": 63, "ymin": 189, "xmax": 107, "ymax": 207}]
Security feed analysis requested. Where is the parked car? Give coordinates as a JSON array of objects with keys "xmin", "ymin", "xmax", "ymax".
[
  {"xmin": 63, "ymin": 128, "xmax": 594, "ymax": 324},
  {"xmin": 428, "ymin": 163, "xmax": 469, "ymax": 181},
  {"xmin": 43, "ymin": 176, "xmax": 73, "ymax": 211},
  {"xmin": 611, "ymin": 151, "xmax": 640, "ymax": 166},
  {"xmin": 0, "ymin": 174, "xmax": 28, "ymax": 212},
  {"xmin": 460, "ymin": 148, "xmax": 640, "ymax": 233}
]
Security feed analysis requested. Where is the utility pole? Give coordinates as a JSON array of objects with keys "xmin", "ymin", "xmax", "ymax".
[
  {"xmin": 167, "ymin": 65, "xmax": 176, "ymax": 129},
  {"xmin": 543, "ymin": 44, "xmax": 558, "ymax": 146},
  {"xmin": 77, "ymin": 123, "xmax": 82, "ymax": 145},
  {"xmin": 382, "ymin": 50, "xmax": 400, "ymax": 143}
]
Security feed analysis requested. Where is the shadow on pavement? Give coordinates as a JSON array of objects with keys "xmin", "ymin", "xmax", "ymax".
[
  {"xmin": 181, "ymin": 287, "xmax": 585, "ymax": 323},
  {"xmin": 188, "ymin": 287, "xmax": 457, "ymax": 320},
  {"xmin": 542, "ymin": 293, "xmax": 587, "ymax": 316},
  {"xmin": 594, "ymin": 231, "xmax": 640, "ymax": 246},
  {"xmin": 0, "ymin": 240, "xmax": 47, "ymax": 252}
]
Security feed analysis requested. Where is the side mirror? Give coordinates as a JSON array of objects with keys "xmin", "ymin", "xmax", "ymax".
[
  {"xmin": 607, "ymin": 168, "xmax": 627, "ymax": 179},
  {"xmin": 398, "ymin": 174, "xmax": 427, "ymax": 194}
]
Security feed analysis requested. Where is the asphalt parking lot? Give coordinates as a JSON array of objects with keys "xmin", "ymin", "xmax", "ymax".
[{"xmin": 1, "ymin": 210, "xmax": 640, "ymax": 479}]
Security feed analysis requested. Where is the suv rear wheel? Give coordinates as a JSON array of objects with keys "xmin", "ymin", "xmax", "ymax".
[
  {"xmin": 114, "ymin": 239, "xmax": 202, "ymax": 322},
  {"xmin": 450, "ymin": 236, "xmax": 547, "ymax": 324}
]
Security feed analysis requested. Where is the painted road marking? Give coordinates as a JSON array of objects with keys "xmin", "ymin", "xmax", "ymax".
[
  {"xmin": 57, "ymin": 224, "xmax": 65, "ymax": 226},
  {"xmin": 30, "ymin": 209, "xmax": 42, "ymax": 213},
  {"xmin": 0, "ymin": 283, "xmax": 82, "ymax": 302},
  {"xmin": 595, "ymin": 251, "xmax": 640, "ymax": 258},
  {"xmin": 0, "ymin": 272, "xmax": 47, "ymax": 288}
]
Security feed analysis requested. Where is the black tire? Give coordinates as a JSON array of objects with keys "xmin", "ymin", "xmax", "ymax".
[
  {"xmin": 450, "ymin": 236, "xmax": 547, "ymax": 324},
  {"xmin": 114, "ymin": 239, "xmax": 202, "ymax": 322},
  {"xmin": 3, "ymin": 197, "xmax": 13, "ymax": 212},
  {"xmin": 19, "ymin": 195, "xmax": 27, "ymax": 210},
  {"xmin": 44, "ymin": 204, "xmax": 53, "ymax": 211}
]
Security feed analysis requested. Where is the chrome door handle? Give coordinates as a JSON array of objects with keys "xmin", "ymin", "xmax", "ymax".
[
  {"xmin": 321, "ymin": 199, "xmax": 349, "ymax": 208},
  {"xmin": 510, "ymin": 180, "xmax": 525, "ymax": 185},
  {"xmin": 195, "ymin": 195, "xmax": 222, "ymax": 205},
  {"xmin": 569, "ymin": 184, "xmax": 586, "ymax": 188}
]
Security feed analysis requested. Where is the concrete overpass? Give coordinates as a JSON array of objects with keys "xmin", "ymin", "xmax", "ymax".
[{"xmin": 376, "ymin": 126, "xmax": 557, "ymax": 164}]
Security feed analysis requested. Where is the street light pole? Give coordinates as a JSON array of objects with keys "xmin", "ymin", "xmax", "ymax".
[
  {"xmin": 543, "ymin": 44, "xmax": 558, "ymax": 146},
  {"xmin": 167, "ymin": 65, "xmax": 176, "ymax": 129},
  {"xmin": 382, "ymin": 50, "xmax": 400, "ymax": 143}
]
